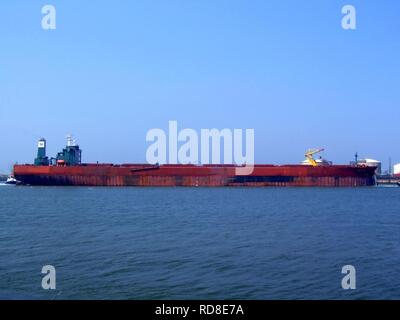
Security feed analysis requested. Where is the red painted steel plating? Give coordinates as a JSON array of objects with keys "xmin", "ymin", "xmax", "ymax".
[{"xmin": 13, "ymin": 164, "xmax": 376, "ymax": 187}]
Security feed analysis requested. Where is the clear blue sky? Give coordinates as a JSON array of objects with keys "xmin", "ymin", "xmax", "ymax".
[{"xmin": 1, "ymin": 0, "xmax": 399, "ymax": 173}]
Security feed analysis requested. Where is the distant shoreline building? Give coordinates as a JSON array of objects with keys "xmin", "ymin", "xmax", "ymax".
[{"xmin": 394, "ymin": 163, "xmax": 400, "ymax": 177}]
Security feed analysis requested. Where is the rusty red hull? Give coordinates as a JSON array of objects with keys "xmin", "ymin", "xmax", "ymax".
[{"xmin": 13, "ymin": 164, "xmax": 376, "ymax": 187}]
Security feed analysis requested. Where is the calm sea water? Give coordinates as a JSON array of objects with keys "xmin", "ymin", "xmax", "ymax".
[{"xmin": 0, "ymin": 185, "xmax": 399, "ymax": 300}]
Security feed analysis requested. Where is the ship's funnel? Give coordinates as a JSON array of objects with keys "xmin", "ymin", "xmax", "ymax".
[{"xmin": 34, "ymin": 138, "xmax": 49, "ymax": 166}]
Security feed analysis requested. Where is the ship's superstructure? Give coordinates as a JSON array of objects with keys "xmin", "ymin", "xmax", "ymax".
[{"xmin": 55, "ymin": 135, "xmax": 82, "ymax": 166}]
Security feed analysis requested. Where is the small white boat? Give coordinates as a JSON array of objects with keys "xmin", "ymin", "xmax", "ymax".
[{"xmin": 5, "ymin": 176, "xmax": 18, "ymax": 185}]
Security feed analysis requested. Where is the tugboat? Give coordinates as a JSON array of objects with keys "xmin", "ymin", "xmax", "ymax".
[{"xmin": 5, "ymin": 176, "xmax": 18, "ymax": 185}]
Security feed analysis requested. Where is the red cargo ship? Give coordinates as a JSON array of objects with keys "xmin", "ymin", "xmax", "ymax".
[{"xmin": 13, "ymin": 137, "xmax": 377, "ymax": 187}]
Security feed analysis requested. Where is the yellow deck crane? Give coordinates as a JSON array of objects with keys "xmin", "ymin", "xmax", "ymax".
[{"xmin": 305, "ymin": 148, "xmax": 325, "ymax": 167}]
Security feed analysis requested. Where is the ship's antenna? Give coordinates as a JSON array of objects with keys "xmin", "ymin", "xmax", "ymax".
[{"xmin": 66, "ymin": 134, "xmax": 76, "ymax": 147}]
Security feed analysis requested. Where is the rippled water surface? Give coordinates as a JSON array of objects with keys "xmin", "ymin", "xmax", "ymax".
[{"xmin": 0, "ymin": 185, "xmax": 399, "ymax": 299}]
